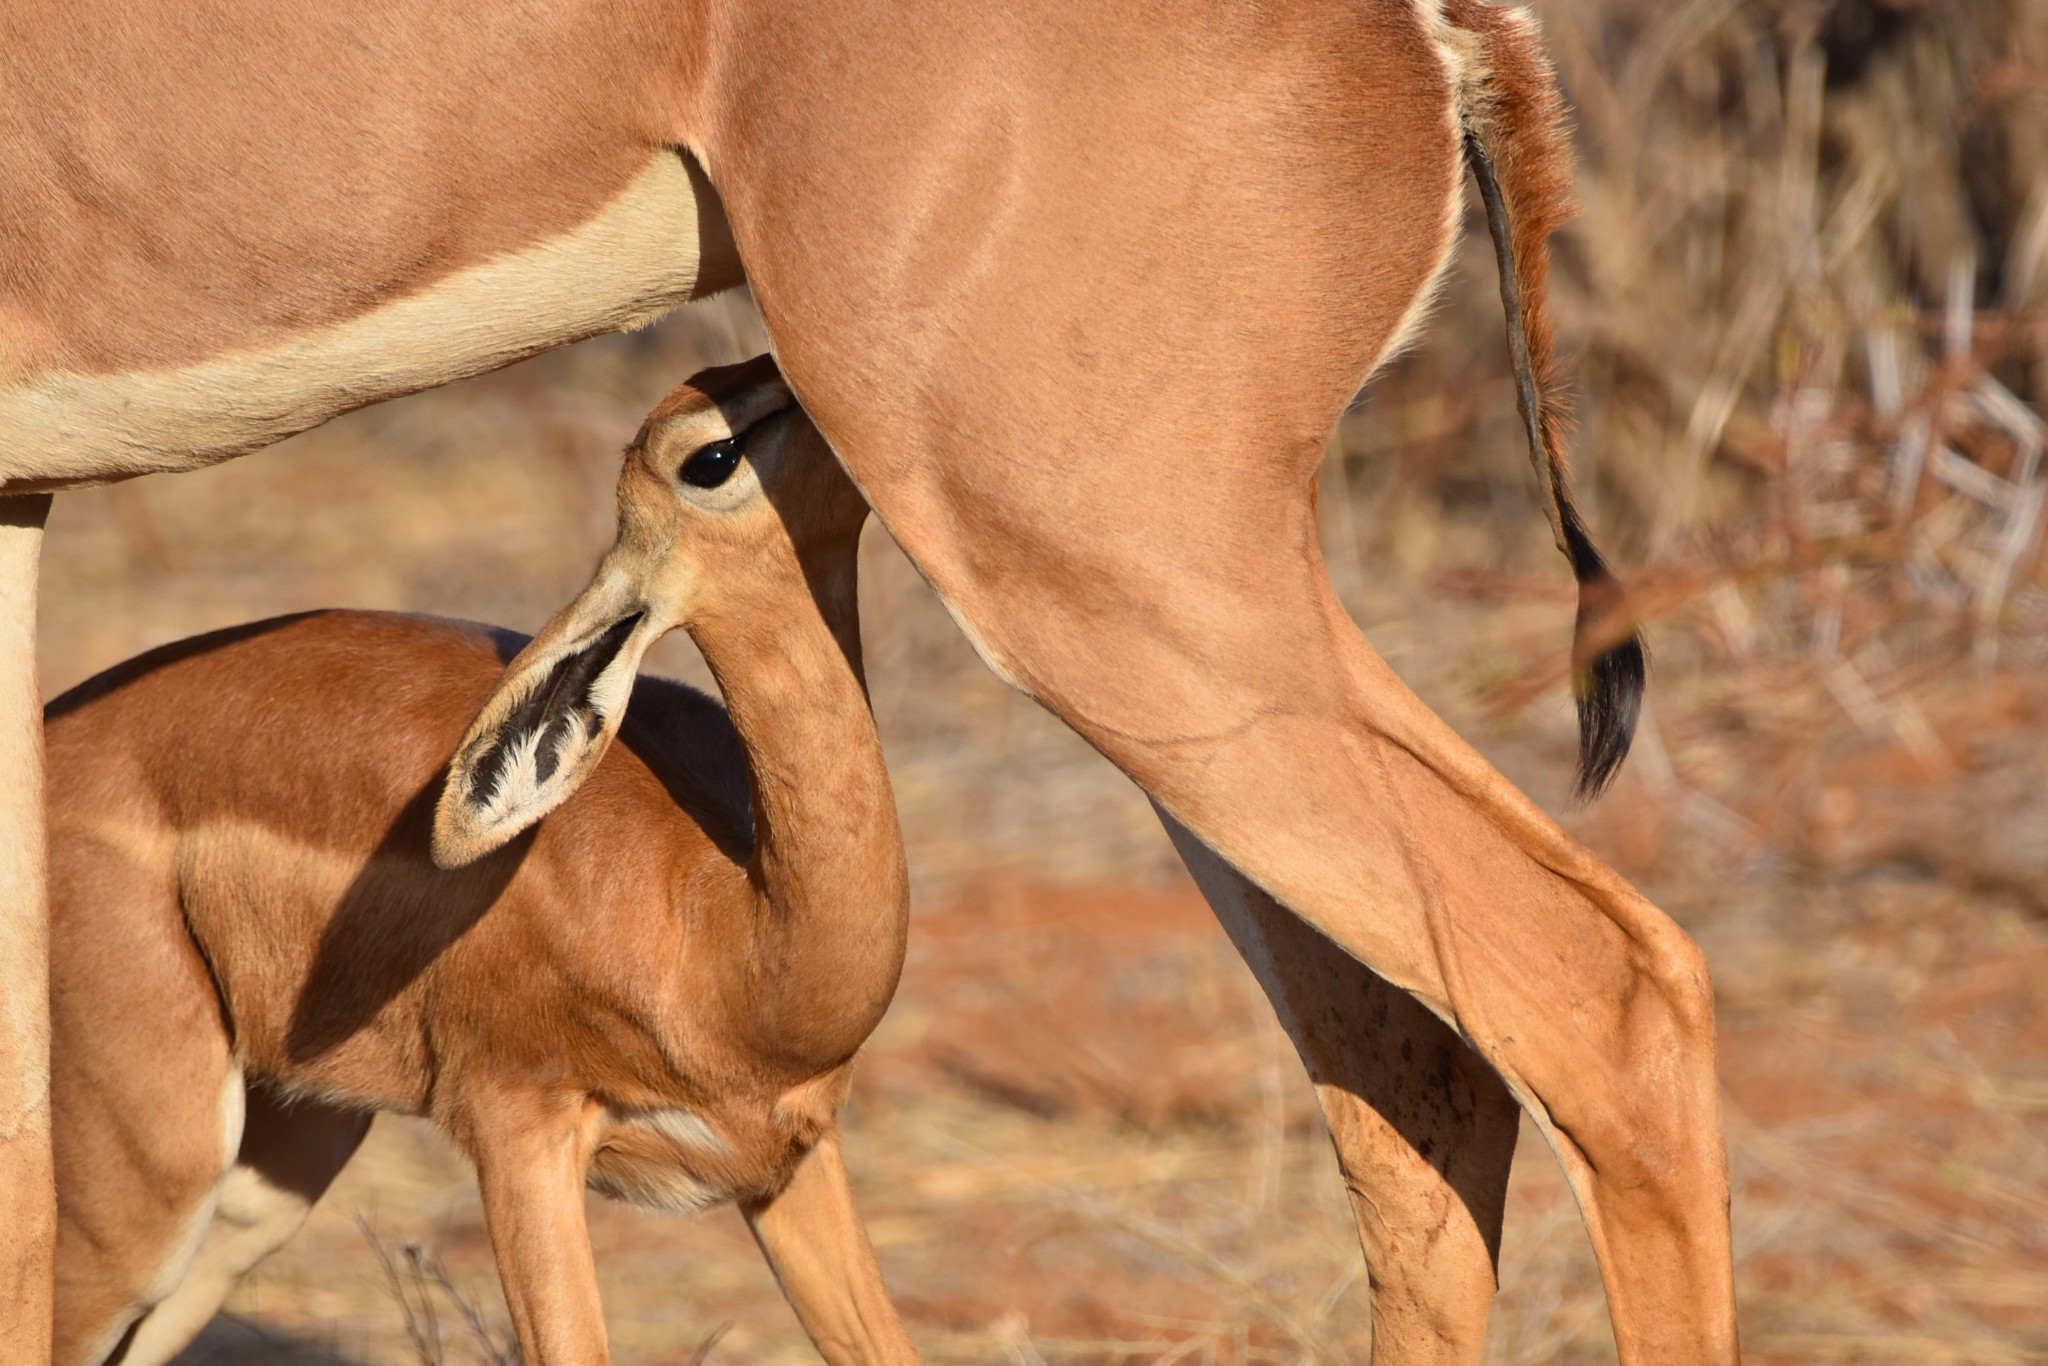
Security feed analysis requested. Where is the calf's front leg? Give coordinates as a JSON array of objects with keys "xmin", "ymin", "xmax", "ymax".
[
  {"xmin": 743, "ymin": 1133, "xmax": 922, "ymax": 1366},
  {"xmin": 466, "ymin": 1097, "xmax": 609, "ymax": 1366}
]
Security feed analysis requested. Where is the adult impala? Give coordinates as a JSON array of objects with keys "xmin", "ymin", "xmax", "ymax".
[{"xmin": 0, "ymin": 1, "xmax": 1736, "ymax": 1361}]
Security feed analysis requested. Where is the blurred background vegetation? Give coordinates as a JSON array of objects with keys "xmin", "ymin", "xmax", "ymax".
[{"xmin": 42, "ymin": 0, "xmax": 2048, "ymax": 1360}]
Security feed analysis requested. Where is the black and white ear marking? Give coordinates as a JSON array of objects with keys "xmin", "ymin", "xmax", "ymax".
[
  {"xmin": 461, "ymin": 613, "xmax": 640, "ymax": 805},
  {"xmin": 434, "ymin": 613, "xmax": 650, "ymax": 868}
]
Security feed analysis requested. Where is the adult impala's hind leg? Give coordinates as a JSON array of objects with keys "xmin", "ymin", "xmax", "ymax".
[
  {"xmin": 115, "ymin": 1089, "xmax": 369, "ymax": 1366},
  {"xmin": 1171, "ymin": 831, "xmax": 1518, "ymax": 1365},
  {"xmin": 768, "ymin": 331, "xmax": 1731, "ymax": 1359},
  {"xmin": 718, "ymin": 5, "xmax": 1734, "ymax": 1350},
  {"xmin": 884, "ymin": 516, "xmax": 1735, "ymax": 1363},
  {"xmin": 765, "ymin": 371, "xmax": 1736, "ymax": 1360}
]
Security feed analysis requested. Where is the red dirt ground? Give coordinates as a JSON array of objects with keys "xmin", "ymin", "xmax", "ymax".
[{"xmin": 176, "ymin": 871, "xmax": 2048, "ymax": 1365}]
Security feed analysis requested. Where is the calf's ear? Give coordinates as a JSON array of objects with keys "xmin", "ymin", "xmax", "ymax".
[{"xmin": 432, "ymin": 586, "xmax": 661, "ymax": 869}]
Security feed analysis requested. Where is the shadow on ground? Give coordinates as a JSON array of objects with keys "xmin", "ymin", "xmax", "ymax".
[{"xmin": 172, "ymin": 1316, "xmax": 359, "ymax": 1364}]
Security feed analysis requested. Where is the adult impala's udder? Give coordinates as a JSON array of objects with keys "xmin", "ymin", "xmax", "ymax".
[{"xmin": 0, "ymin": 151, "xmax": 737, "ymax": 493}]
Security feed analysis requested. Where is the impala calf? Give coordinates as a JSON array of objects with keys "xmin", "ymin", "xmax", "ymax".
[{"xmin": 46, "ymin": 358, "xmax": 918, "ymax": 1366}]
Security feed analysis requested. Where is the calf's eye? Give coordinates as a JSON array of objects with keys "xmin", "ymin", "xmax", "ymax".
[{"xmin": 680, "ymin": 437, "xmax": 744, "ymax": 488}]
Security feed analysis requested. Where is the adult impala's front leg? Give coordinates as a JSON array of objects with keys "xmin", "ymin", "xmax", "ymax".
[{"xmin": 0, "ymin": 493, "xmax": 53, "ymax": 1363}]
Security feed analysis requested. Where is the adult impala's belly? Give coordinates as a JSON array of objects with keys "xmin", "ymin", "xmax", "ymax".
[{"xmin": 0, "ymin": 151, "xmax": 732, "ymax": 493}]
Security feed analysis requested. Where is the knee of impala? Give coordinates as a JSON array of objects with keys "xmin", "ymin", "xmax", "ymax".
[
  {"xmin": 1642, "ymin": 923, "xmax": 1718, "ymax": 1042},
  {"xmin": 433, "ymin": 354, "xmax": 871, "ymax": 867}
]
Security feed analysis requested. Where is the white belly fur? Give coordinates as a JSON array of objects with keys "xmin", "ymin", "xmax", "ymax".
[{"xmin": 0, "ymin": 151, "xmax": 711, "ymax": 490}]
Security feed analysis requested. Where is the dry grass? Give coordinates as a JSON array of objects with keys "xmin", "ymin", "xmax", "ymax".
[
  {"xmin": 31, "ymin": 0, "xmax": 2047, "ymax": 1361},
  {"xmin": 1317, "ymin": 0, "xmax": 2048, "ymax": 914}
]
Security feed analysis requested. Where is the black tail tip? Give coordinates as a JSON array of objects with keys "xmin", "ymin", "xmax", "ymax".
[
  {"xmin": 1558, "ymin": 508, "xmax": 1646, "ymax": 802},
  {"xmin": 1572, "ymin": 627, "xmax": 1646, "ymax": 802}
]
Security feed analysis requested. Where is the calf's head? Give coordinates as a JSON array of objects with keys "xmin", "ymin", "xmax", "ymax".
[{"xmin": 432, "ymin": 354, "xmax": 869, "ymax": 868}]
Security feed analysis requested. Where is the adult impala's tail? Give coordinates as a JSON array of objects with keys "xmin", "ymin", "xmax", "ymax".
[{"xmin": 1451, "ymin": 1, "xmax": 1645, "ymax": 799}]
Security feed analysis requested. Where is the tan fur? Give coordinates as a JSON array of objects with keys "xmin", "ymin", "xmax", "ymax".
[
  {"xmin": 45, "ymin": 365, "xmax": 917, "ymax": 1365},
  {"xmin": 0, "ymin": 153, "xmax": 732, "ymax": 491},
  {"xmin": 0, "ymin": 0, "xmax": 731, "ymax": 380},
  {"xmin": 4, "ymin": 3, "xmax": 1735, "ymax": 1361}
]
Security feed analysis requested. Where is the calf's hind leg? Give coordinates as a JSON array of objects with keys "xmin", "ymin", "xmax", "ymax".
[
  {"xmin": 49, "ymin": 837, "xmax": 241, "ymax": 1366},
  {"xmin": 114, "ymin": 1089, "xmax": 369, "ymax": 1366},
  {"xmin": 47, "ymin": 831, "xmax": 366, "ymax": 1366}
]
